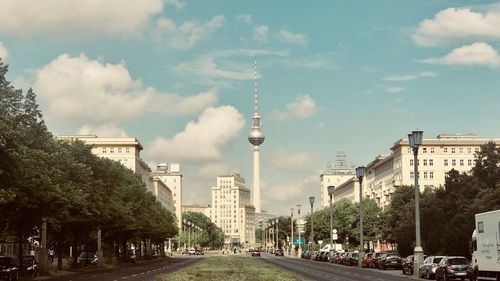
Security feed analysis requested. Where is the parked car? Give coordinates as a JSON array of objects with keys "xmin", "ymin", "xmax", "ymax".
[
  {"xmin": 378, "ymin": 253, "xmax": 402, "ymax": 270},
  {"xmin": 311, "ymin": 251, "xmax": 320, "ymax": 261},
  {"xmin": 418, "ymin": 255, "xmax": 444, "ymax": 279},
  {"xmin": 251, "ymin": 250, "xmax": 260, "ymax": 257},
  {"xmin": 77, "ymin": 252, "xmax": 98, "ymax": 265},
  {"xmin": 195, "ymin": 249, "xmax": 204, "ymax": 255},
  {"xmin": 22, "ymin": 255, "xmax": 39, "ymax": 277},
  {"xmin": 317, "ymin": 251, "xmax": 327, "ymax": 262},
  {"xmin": 370, "ymin": 252, "xmax": 386, "ymax": 268},
  {"xmin": 435, "ymin": 256, "xmax": 469, "ymax": 281},
  {"xmin": 188, "ymin": 248, "xmax": 196, "ymax": 255},
  {"xmin": 402, "ymin": 255, "xmax": 414, "ymax": 275},
  {"xmin": 345, "ymin": 252, "xmax": 359, "ymax": 266},
  {"xmin": 0, "ymin": 256, "xmax": 19, "ymax": 281},
  {"xmin": 328, "ymin": 251, "xmax": 338, "ymax": 263},
  {"xmin": 362, "ymin": 253, "xmax": 373, "ymax": 268},
  {"xmin": 336, "ymin": 252, "xmax": 348, "ymax": 264},
  {"xmin": 275, "ymin": 249, "xmax": 284, "ymax": 256},
  {"xmin": 301, "ymin": 250, "xmax": 311, "ymax": 259}
]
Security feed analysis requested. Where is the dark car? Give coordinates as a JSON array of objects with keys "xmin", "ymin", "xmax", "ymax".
[
  {"xmin": 275, "ymin": 249, "xmax": 284, "ymax": 256},
  {"xmin": 345, "ymin": 252, "xmax": 359, "ymax": 266},
  {"xmin": 0, "ymin": 256, "xmax": 19, "ymax": 281},
  {"xmin": 370, "ymin": 252, "xmax": 386, "ymax": 268},
  {"xmin": 77, "ymin": 252, "xmax": 98, "ymax": 265},
  {"xmin": 362, "ymin": 253, "xmax": 373, "ymax": 268},
  {"xmin": 435, "ymin": 256, "xmax": 468, "ymax": 281},
  {"xmin": 336, "ymin": 252, "xmax": 348, "ymax": 264},
  {"xmin": 251, "ymin": 250, "xmax": 260, "ymax": 257},
  {"xmin": 195, "ymin": 249, "xmax": 204, "ymax": 255},
  {"xmin": 402, "ymin": 255, "xmax": 414, "ymax": 275},
  {"xmin": 418, "ymin": 255, "xmax": 444, "ymax": 279},
  {"xmin": 22, "ymin": 255, "xmax": 38, "ymax": 277},
  {"xmin": 378, "ymin": 253, "xmax": 402, "ymax": 270},
  {"xmin": 301, "ymin": 250, "xmax": 311, "ymax": 259}
]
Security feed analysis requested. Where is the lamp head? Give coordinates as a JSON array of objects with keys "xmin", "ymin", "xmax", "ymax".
[
  {"xmin": 355, "ymin": 166, "xmax": 366, "ymax": 178},
  {"xmin": 296, "ymin": 204, "xmax": 301, "ymax": 210},
  {"xmin": 327, "ymin": 185, "xmax": 335, "ymax": 196},
  {"xmin": 412, "ymin": 130, "xmax": 423, "ymax": 146},
  {"xmin": 309, "ymin": 196, "xmax": 315, "ymax": 205}
]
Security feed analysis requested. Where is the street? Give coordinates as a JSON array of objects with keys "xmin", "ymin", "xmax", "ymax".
[
  {"xmin": 43, "ymin": 256, "xmax": 202, "ymax": 281},
  {"xmin": 261, "ymin": 254, "xmax": 418, "ymax": 281}
]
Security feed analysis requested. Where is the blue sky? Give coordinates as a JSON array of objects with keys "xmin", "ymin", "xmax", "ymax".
[{"xmin": 1, "ymin": 0, "xmax": 500, "ymax": 216}]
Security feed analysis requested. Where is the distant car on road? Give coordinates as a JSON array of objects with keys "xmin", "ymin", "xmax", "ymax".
[
  {"xmin": 275, "ymin": 249, "xmax": 284, "ymax": 256},
  {"xmin": 77, "ymin": 252, "xmax": 98, "ymax": 265},
  {"xmin": 251, "ymin": 250, "xmax": 260, "ymax": 257}
]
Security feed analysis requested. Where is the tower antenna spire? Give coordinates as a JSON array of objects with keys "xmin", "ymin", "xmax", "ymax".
[{"xmin": 253, "ymin": 57, "xmax": 259, "ymax": 118}]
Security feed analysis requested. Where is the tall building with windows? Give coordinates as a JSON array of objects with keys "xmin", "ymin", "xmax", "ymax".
[
  {"xmin": 211, "ymin": 172, "xmax": 255, "ymax": 248},
  {"xmin": 320, "ymin": 152, "xmax": 355, "ymax": 208},
  {"xmin": 152, "ymin": 163, "xmax": 183, "ymax": 231}
]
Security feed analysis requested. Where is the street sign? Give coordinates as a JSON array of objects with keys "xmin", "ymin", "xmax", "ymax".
[
  {"xmin": 292, "ymin": 238, "xmax": 305, "ymax": 245},
  {"xmin": 333, "ymin": 234, "xmax": 338, "ymax": 240}
]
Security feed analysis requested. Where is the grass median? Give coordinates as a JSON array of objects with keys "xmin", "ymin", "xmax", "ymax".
[{"xmin": 157, "ymin": 256, "xmax": 302, "ymax": 281}]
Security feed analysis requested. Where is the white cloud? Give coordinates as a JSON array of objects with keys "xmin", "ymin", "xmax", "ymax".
[
  {"xmin": 261, "ymin": 175, "xmax": 320, "ymax": 214},
  {"xmin": 278, "ymin": 29, "xmax": 309, "ymax": 46},
  {"xmin": 32, "ymin": 54, "xmax": 217, "ymax": 132},
  {"xmin": 271, "ymin": 150, "xmax": 315, "ymax": 172},
  {"xmin": 198, "ymin": 163, "xmax": 229, "ymax": 178},
  {"xmin": 420, "ymin": 42, "xmax": 500, "ymax": 67},
  {"xmin": 0, "ymin": 42, "xmax": 8, "ymax": 60},
  {"xmin": 0, "ymin": 0, "xmax": 163, "ymax": 37},
  {"xmin": 235, "ymin": 14, "xmax": 253, "ymax": 24},
  {"xmin": 274, "ymin": 95, "xmax": 317, "ymax": 120},
  {"xmin": 155, "ymin": 15, "xmax": 225, "ymax": 49},
  {"xmin": 413, "ymin": 7, "xmax": 500, "ymax": 46},
  {"xmin": 145, "ymin": 106, "xmax": 245, "ymax": 161},
  {"xmin": 253, "ymin": 25, "xmax": 269, "ymax": 42},
  {"xmin": 385, "ymin": 87, "xmax": 404, "ymax": 93},
  {"xmin": 383, "ymin": 71, "xmax": 436, "ymax": 81},
  {"xmin": 77, "ymin": 124, "xmax": 128, "ymax": 137},
  {"xmin": 175, "ymin": 54, "xmax": 253, "ymax": 81}
]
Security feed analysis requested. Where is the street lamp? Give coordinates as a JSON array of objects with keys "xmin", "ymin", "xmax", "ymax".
[
  {"xmin": 356, "ymin": 166, "xmax": 366, "ymax": 267},
  {"xmin": 187, "ymin": 221, "xmax": 192, "ymax": 248},
  {"xmin": 183, "ymin": 219, "xmax": 187, "ymax": 249},
  {"xmin": 409, "ymin": 130, "xmax": 424, "ymax": 274},
  {"xmin": 297, "ymin": 204, "xmax": 302, "ymax": 257},
  {"xmin": 275, "ymin": 218, "xmax": 279, "ymax": 250},
  {"xmin": 327, "ymin": 186, "xmax": 335, "ymax": 252},
  {"xmin": 290, "ymin": 208, "xmax": 294, "ymax": 256},
  {"xmin": 309, "ymin": 196, "xmax": 315, "ymax": 254}
]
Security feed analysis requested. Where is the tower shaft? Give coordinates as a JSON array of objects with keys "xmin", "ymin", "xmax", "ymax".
[{"xmin": 253, "ymin": 146, "xmax": 261, "ymax": 213}]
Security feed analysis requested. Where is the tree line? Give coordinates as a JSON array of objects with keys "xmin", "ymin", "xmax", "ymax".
[
  {"xmin": 259, "ymin": 142, "xmax": 499, "ymax": 258},
  {"xmin": 0, "ymin": 60, "xmax": 178, "ymax": 268}
]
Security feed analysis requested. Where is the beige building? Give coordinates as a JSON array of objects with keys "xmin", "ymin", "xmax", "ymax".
[
  {"xmin": 364, "ymin": 134, "xmax": 500, "ymax": 207},
  {"xmin": 211, "ymin": 172, "xmax": 255, "ymax": 247},
  {"xmin": 320, "ymin": 171, "xmax": 355, "ymax": 208},
  {"xmin": 150, "ymin": 175, "xmax": 174, "ymax": 213},
  {"xmin": 334, "ymin": 177, "xmax": 361, "ymax": 203},
  {"xmin": 182, "ymin": 204, "xmax": 211, "ymax": 218},
  {"xmin": 152, "ymin": 163, "xmax": 183, "ymax": 231}
]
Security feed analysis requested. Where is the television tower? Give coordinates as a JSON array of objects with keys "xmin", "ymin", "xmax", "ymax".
[{"xmin": 248, "ymin": 58, "xmax": 265, "ymax": 213}]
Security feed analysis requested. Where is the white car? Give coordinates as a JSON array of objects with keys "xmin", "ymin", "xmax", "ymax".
[{"xmin": 188, "ymin": 249, "xmax": 196, "ymax": 255}]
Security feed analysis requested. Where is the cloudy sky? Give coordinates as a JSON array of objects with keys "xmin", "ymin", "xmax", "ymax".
[{"xmin": 2, "ymin": 0, "xmax": 500, "ymax": 216}]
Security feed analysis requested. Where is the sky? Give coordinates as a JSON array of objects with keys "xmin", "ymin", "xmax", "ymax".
[{"xmin": 1, "ymin": 0, "xmax": 500, "ymax": 217}]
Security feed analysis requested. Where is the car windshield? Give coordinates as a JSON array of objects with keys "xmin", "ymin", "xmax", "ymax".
[
  {"xmin": 387, "ymin": 254, "xmax": 399, "ymax": 258},
  {"xmin": 448, "ymin": 258, "xmax": 467, "ymax": 265},
  {"xmin": 433, "ymin": 257, "xmax": 443, "ymax": 263}
]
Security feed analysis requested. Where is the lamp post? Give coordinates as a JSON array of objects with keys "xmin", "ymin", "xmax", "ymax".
[
  {"xmin": 356, "ymin": 166, "xmax": 366, "ymax": 267},
  {"xmin": 290, "ymin": 208, "xmax": 294, "ymax": 256},
  {"xmin": 275, "ymin": 218, "xmax": 279, "ymax": 250},
  {"xmin": 327, "ymin": 186, "xmax": 335, "ymax": 252},
  {"xmin": 309, "ymin": 196, "xmax": 315, "ymax": 255},
  {"xmin": 187, "ymin": 221, "xmax": 192, "ymax": 248},
  {"xmin": 182, "ymin": 219, "xmax": 187, "ymax": 249},
  {"xmin": 409, "ymin": 130, "xmax": 424, "ymax": 274},
  {"xmin": 297, "ymin": 204, "xmax": 302, "ymax": 257}
]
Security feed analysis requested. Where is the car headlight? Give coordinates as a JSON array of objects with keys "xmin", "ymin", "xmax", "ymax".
[{"xmin": 1, "ymin": 269, "xmax": 10, "ymax": 272}]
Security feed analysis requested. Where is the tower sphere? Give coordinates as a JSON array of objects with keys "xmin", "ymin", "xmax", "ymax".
[{"xmin": 248, "ymin": 128, "xmax": 265, "ymax": 146}]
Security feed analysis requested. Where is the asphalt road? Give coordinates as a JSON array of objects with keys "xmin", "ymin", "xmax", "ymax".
[
  {"xmin": 43, "ymin": 256, "xmax": 202, "ymax": 281},
  {"xmin": 261, "ymin": 254, "xmax": 418, "ymax": 281}
]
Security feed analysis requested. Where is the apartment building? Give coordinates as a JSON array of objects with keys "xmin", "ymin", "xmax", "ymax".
[
  {"xmin": 182, "ymin": 204, "xmax": 211, "ymax": 218},
  {"xmin": 211, "ymin": 172, "xmax": 255, "ymax": 247},
  {"xmin": 152, "ymin": 163, "xmax": 183, "ymax": 231}
]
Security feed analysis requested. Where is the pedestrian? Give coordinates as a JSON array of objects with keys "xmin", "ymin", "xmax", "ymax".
[{"xmin": 48, "ymin": 248, "xmax": 55, "ymax": 266}]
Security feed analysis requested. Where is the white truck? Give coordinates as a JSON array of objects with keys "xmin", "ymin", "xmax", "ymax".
[{"xmin": 471, "ymin": 209, "xmax": 500, "ymax": 281}]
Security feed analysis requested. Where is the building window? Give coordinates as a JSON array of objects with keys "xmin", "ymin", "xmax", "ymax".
[
  {"xmin": 444, "ymin": 159, "xmax": 448, "ymax": 166},
  {"xmin": 430, "ymin": 147, "xmax": 435, "ymax": 153},
  {"xmin": 444, "ymin": 148, "xmax": 448, "ymax": 153},
  {"xmin": 451, "ymin": 148, "xmax": 455, "ymax": 154},
  {"xmin": 410, "ymin": 171, "xmax": 414, "ymax": 179},
  {"xmin": 410, "ymin": 159, "xmax": 414, "ymax": 166},
  {"xmin": 429, "ymin": 159, "xmax": 433, "ymax": 166},
  {"xmin": 407, "ymin": 147, "xmax": 412, "ymax": 154},
  {"xmin": 430, "ymin": 172, "xmax": 434, "ymax": 179},
  {"xmin": 460, "ymin": 159, "xmax": 464, "ymax": 166},
  {"xmin": 452, "ymin": 159, "xmax": 456, "ymax": 166},
  {"xmin": 423, "ymin": 159, "xmax": 428, "ymax": 166},
  {"xmin": 468, "ymin": 159, "xmax": 473, "ymax": 166},
  {"xmin": 126, "ymin": 147, "xmax": 130, "ymax": 153},
  {"xmin": 118, "ymin": 147, "xmax": 122, "ymax": 153},
  {"xmin": 475, "ymin": 148, "xmax": 479, "ymax": 152},
  {"xmin": 422, "ymin": 147, "xmax": 427, "ymax": 153},
  {"xmin": 102, "ymin": 148, "xmax": 107, "ymax": 153},
  {"xmin": 424, "ymin": 172, "xmax": 428, "ymax": 179},
  {"xmin": 467, "ymin": 148, "xmax": 472, "ymax": 153},
  {"xmin": 459, "ymin": 148, "xmax": 463, "ymax": 154},
  {"xmin": 110, "ymin": 148, "xmax": 114, "ymax": 153}
]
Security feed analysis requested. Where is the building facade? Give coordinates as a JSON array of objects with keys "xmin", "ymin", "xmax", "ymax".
[
  {"xmin": 320, "ymin": 171, "xmax": 355, "ymax": 208},
  {"xmin": 150, "ymin": 175, "xmax": 175, "ymax": 213},
  {"xmin": 211, "ymin": 172, "xmax": 255, "ymax": 247},
  {"xmin": 152, "ymin": 163, "xmax": 183, "ymax": 231},
  {"xmin": 182, "ymin": 204, "xmax": 212, "ymax": 219}
]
